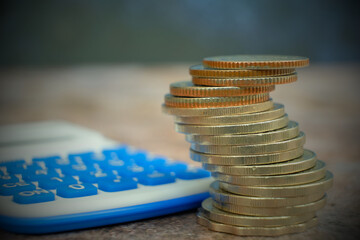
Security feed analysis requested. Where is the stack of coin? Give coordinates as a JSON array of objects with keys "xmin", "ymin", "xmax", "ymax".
[{"xmin": 162, "ymin": 55, "xmax": 333, "ymax": 236}]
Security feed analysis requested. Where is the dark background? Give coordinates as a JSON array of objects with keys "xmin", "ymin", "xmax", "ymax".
[{"xmin": 1, "ymin": 0, "xmax": 359, "ymax": 66}]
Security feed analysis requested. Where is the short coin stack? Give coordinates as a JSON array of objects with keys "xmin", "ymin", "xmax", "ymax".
[{"xmin": 162, "ymin": 55, "xmax": 333, "ymax": 237}]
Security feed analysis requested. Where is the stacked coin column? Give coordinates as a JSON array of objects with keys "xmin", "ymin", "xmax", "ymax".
[{"xmin": 162, "ymin": 55, "xmax": 333, "ymax": 237}]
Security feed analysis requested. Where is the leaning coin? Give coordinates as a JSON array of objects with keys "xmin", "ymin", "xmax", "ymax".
[
  {"xmin": 199, "ymin": 198, "xmax": 315, "ymax": 227},
  {"xmin": 161, "ymin": 100, "xmax": 273, "ymax": 117},
  {"xmin": 186, "ymin": 121, "xmax": 299, "ymax": 145},
  {"xmin": 210, "ymin": 181, "xmax": 325, "ymax": 207},
  {"xmin": 212, "ymin": 196, "xmax": 326, "ymax": 216},
  {"xmin": 212, "ymin": 160, "xmax": 326, "ymax": 186},
  {"xmin": 174, "ymin": 103, "xmax": 284, "ymax": 125},
  {"xmin": 220, "ymin": 171, "xmax": 333, "ymax": 197},
  {"xmin": 197, "ymin": 213, "xmax": 318, "ymax": 237},
  {"xmin": 191, "ymin": 147, "xmax": 304, "ymax": 166},
  {"xmin": 202, "ymin": 149, "xmax": 316, "ymax": 176},
  {"xmin": 191, "ymin": 131, "xmax": 305, "ymax": 155},
  {"xmin": 176, "ymin": 115, "xmax": 288, "ymax": 135}
]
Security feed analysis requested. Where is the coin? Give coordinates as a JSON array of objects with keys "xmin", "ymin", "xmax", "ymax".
[
  {"xmin": 186, "ymin": 121, "xmax": 299, "ymax": 145},
  {"xmin": 199, "ymin": 198, "xmax": 315, "ymax": 227},
  {"xmin": 212, "ymin": 160, "xmax": 326, "ymax": 186},
  {"xmin": 192, "ymin": 132, "xmax": 305, "ymax": 155},
  {"xmin": 170, "ymin": 81, "xmax": 275, "ymax": 97},
  {"xmin": 202, "ymin": 149, "xmax": 316, "ymax": 175},
  {"xmin": 197, "ymin": 212, "xmax": 318, "ymax": 236},
  {"xmin": 191, "ymin": 147, "xmax": 304, "ymax": 166},
  {"xmin": 174, "ymin": 103, "xmax": 284, "ymax": 125},
  {"xmin": 203, "ymin": 55, "xmax": 309, "ymax": 70},
  {"xmin": 220, "ymin": 171, "xmax": 333, "ymax": 197},
  {"xmin": 212, "ymin": 196, "xmax": 326, "ymax": 216},
  {"xmin": 192, "ymin": 74, "xmax": 297, "ymax": 87},
  {"xmin": 190, "ymin": 64, "xmax": 296, "ymax": 78},
  {"xmin": 161, "ymin": 100, "xmax": 274, "ymax": 117},
  {"xmin": 210, "ymin": 181, "xmax": 325, "ymax": 207},
  {"xmin": 164, "ymin": 93, "xmax": 269, "ymax": 108},
  {"xmin": 176, "ymin": 115, "xmax": 288, "ymax": 135}
]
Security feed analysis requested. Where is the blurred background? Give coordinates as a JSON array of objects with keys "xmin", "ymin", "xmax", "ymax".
[{"xmin": 1, "ymin": 0, "xmax": 360, "ymax": 66}]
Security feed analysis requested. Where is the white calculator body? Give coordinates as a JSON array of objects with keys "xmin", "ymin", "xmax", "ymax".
[{"xmin": 0, "ymin": 121, "xmax": 212, "ymax": 234}]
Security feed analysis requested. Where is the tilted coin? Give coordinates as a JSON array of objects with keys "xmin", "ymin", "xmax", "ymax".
[
  {"xmin": 161, "ymin": 100, "xmax": 274, "ymax": 117},
  {"xmin": 192, "ymin": 74, "xmax": 297, "ymax": 87},
  {"xmin": 192, "ymin": 131, "xmax": 305, "ymax": 155},
  {"xmin": 212, "ymin": 160, "xmax": 326, "ymax": 186},
  {"xmin": 189, "ymin": 64, "xmax": 296, "ymax": 78},
  {"xmin": 220, "ymin": 171, "xmax": 333, "ymax": 197},
  {"xmin": 203, "ymin": 55, "xmax": 309, "ymax": 70},
  {"xmin": 170, "ymin": 81, "xmax": 275, "ymax": 97},
  {"xmin": 176, "ymin": 115, "xmax": 288, "ymax": 135},
  {"xmin": 174, "ymin": 103, "xmax": 284, "ymax": 125},
  {"xmin": 212, "ymin": 196, "xmax": 326, "ymax": 216},
  {"xmin": 191, "ymin": 148, "xmax": 304, "ymax": 166},
  {"xmin": 197, "ymin": 213, "xmax": 318, "ymax": 237},
  {"xmin": 210, "ymin": 181, "xmax": 325, "ymax": 207},
  {"xmin": 202, "ymin": 149, "xmax": 316, "ymax": 176},
  {"xmin": 199, "ymin": 198, "xmax": 315, "ymax": 227},
  {"xmin": 164, "ymin": 93, "xmax": 269, "ymax": 108}
]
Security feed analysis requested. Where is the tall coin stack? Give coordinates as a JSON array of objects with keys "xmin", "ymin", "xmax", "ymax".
[{"xmin": 162, "ymin": 55, "xmax": 333, "ymax": 236}]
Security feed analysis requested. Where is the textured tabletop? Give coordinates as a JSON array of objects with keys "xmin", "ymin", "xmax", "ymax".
[{"xmin": 0, "ymin": 63, "xmax": 359, "ymax": 240}]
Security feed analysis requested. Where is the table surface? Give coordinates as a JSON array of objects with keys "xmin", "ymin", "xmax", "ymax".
[{"xmin": 0, "ymin": 63, "xmax": 359, "ymax": 240}]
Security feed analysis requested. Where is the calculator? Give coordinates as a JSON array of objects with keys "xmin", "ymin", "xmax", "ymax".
[{"xmin": 0, "ymin": 121, "xmax": 212, "ymax": 234}]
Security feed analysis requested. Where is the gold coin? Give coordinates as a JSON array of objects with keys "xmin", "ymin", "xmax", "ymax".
[
  {"xmin": 202, "ymin": 149, "xmax": 316, "ymax": 176},
  {"xmin": 192, "ymin": 132, "xmax": 305, "ymax": 155},
  {"xmin": 191, "ymin": 148, "xmax": 304, "ymax": 166},
  {"xmin": 199, "ymin": 198, "xmax": 315, "ymax": 227},
  {"xmin": 186, "ymin": 121, "xmax": 299, "ymax": 145},
  {"xmin": 193, "ymin": 74, "xmax": 297, "ymax": 87},
  {"xmin": 161, "ymin": 100, "xmax": 274, "ymax": 117},
  {"xmin": 212, "ymin": 160, "xmax": 326, "ymax": 186},
  {"xmin": 174, "ymin": 103, "xmax": 284, "ymax": 125},
  {"xmin": 176, "ymin": 115, "xmax": 288, "ymax": 135},
  {"xmin": 203, "ymin": 55, "xmax": 309, "ymax": 70},
  {"xmin": 197, "ymin": 213, "xmax": 318, "ymax": 236},
  {"xmin": 189, "ymin": 64, "xmax": 296, "ymax": 78},
  {"xmin": 212, "ymin": 196, "xmax": 326, "ymax": 216},
  {"xmin": 164, "ymin": 93, "xmax": 269, "ymax": 108},
  {"xmin": 220, "ymin": 171, "xmax": 333, "ymax": 197},
  {"xmin": 210, "ymin": 181, "xmax": 325, "ymax": 207},
  {"xmin": 170, "ymin": 81, "xmax": 275, "ymax": 97}
]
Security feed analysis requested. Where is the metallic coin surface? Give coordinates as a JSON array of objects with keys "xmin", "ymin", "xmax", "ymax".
[
  {"xmin": 212, "ymin": 160, "xmax": 326, "ymax": 186},
  {"xmin": 186, "ymin": 121, "xmax": 299, "ymax": 145},
  {"xmin": 161, "ymin": 100, "xmax": 274, "ymax": 117},
  {"xmin": 176, "ymin": 115, "xmax": 288, "ymax": 135},
  {"xmin": 190, "ymin": 64, "xmax": 296, "ymax": 78},
  {"xmin": 210, "ymin": 181, "xmax": 325, "ymax": 207},
  {"xmin": 170, "ymin": 81, "xmax": 275, "ymax": 97},
  {"xmin": 197, "ymin": 213, "xmax": 318, "ymax": 236},
  {"xmin": 202, "ymin": 149, "xmax": 316, "ymax": 175},
  {"xmin": 192, "ymin": 131, "xmax": 305, "ymax": 155},
  {"xmin": 203, "ymin": 55, "xmax": 309, "ymax": 70},
  {"xmin": 199, "ymin": 198, "xmax": 315, "ymax": 227},
  {"xmin": 174, "ymin": 103, "xmax": 284, "ymax": 125},
  {"xmin": 220, "ymin": 171, "xmax": 333, "ymax": 197},
  {"xmin": 191, "ymin": 147, "xmax": 304, "ymax": 166},
  {"xmin": 212, "ymin": 196, "xmax": 326, "ymax": 216}
]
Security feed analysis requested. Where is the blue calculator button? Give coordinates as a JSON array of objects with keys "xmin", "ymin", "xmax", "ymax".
[
  {"xmin": 22, "ymin": 169, "xmax": 59, "ymax": 182},
  {"xmin": 138, "ymin": 171, "xmax": 176, "ymax": 186},
  {"xmin": 45, "ymin": 157, "xmax": 71, "ymax": 169},
  {"xmin": 1, "ymin": 160, "xmax": 26, "ymax": 174},
  {"xmin": 98, "ymin": 177, "xmax": 137, "ymax": 192},
  {"xmin": 176, "ymin": 168, "xmax": 210, "ymax": 180},
  {"xmin": 78, "ymin": 170, "xmax": 114, "ymax": 183},
  {"xmin": 131, "ymin": 151, "xmax": 148, "ymax": 166},
  {"xmin": 148, "ymin": 157, "xmax": 167, "ymax": 167},
  {"xmin": 68, "ymin": 152, "xmax": 95, "ymax": 164},
  {"xmin": 122, "ymin": 163, "xmax": 153, "ymax": 177},
  {"xmin": 0, "ymin": 182, "xmax": 36, "ymax": 196},
  {"xmin": 13, "ymin": 188, "xmax": 55, "ymax": 204},
  {"xmin": 0, "ymin": 174, "xmax": 19, "ymax": 184},
  {"xmin": 57, "ymin": 183, "xmax": 97, "ymax": 198},
  {"xmin": 103, "ymin": 158, "xmax": 127, "ymax": 171},
  {"xmin": 102, "ymin": 146, "xmax": 129, "ymax": 160},
  {"xmin": 61, "ymin": 164, "xmax": 95, "ymax": 176},
  {"xmin": 38, "ymin": 176, "xmax": 77, "ymax": 190},
  {"xmin": 155, "ymin": 162, "xmax": 188, "ymax": 173}
]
